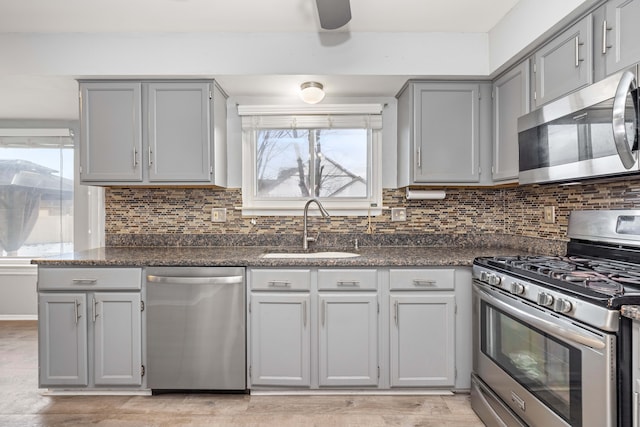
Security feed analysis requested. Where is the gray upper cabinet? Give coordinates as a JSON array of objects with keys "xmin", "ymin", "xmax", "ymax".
[
  {"xmin": 599, "ymin": 0, "xmax": 640, "ymax": 77},
  {"xmin": 80, "ymin": 82, "xmax": 143, "ymax": 182},
  {"xmin": 147, "ymin": 82, "xmax": 212, "ymax": 182},
  {"xmin": 79, "ymin": 80, "xmax": 227, "ymax": 187},
  {"xmin": 492, "ymin": 62, "xmax": 530, "ymax": 182},
  {"xmin": 532, "ymin": 15, "xmax": 593, "ymax": 108},
  {"xmin": 397, "ymin": 82, "xmax": 481, "ymax": 186}
]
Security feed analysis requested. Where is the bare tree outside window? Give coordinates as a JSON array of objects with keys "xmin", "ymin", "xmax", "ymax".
[{"xmin": 256, "ymin": 128, "xmax": 368, "ymax": 199}]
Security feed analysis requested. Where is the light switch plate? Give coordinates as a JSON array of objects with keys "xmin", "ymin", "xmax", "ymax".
[
  {"xmin": 391, "ymin": 207, "xmax": 407, "ymax": 222},
  {"xmin": 211, "ymin": 208, "xmax": 227, "ymax": 222},
  {"xmin": 543, "ymin": 206, "xmax": 555, "ymax": 224}
]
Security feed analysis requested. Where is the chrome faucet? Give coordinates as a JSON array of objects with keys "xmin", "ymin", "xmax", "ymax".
[{"xmin": 303, "ymin": 198, "xmax": 330, "ymax": 250}]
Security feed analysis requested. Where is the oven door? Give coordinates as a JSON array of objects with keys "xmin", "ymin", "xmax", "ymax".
[{"xmin": 472, "ymin": 281, "xmax": 616, "ymax": 427}]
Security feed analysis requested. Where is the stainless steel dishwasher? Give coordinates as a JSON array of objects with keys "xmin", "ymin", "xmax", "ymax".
[{"xmin": 146, "ymin": 266, "xmax": 246, "ymax": 391}]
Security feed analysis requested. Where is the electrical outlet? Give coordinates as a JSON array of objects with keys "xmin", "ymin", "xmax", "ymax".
[
  {"xmin": 543, "ymin": 206, "xmax": 555, "ymax": 224},
  {"xmin": 391, "ymin": 207, "xmax": 407, "ymax": 222},
  {"xmin": 211, "ymin": 208, "xmax": 227, "ymax": 222}
]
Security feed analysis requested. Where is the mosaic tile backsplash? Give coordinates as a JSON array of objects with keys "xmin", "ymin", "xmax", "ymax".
[{"xmin": 104, "ymin": 176, "xmax": 640, "ymax": 250}]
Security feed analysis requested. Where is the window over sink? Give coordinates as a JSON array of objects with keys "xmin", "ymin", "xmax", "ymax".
[{"xmin": 239, "ymin": 104, "xmax": 383, "ymax": 216}]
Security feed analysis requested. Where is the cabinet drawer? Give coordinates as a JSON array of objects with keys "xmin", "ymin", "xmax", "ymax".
[
  {"xmin": 38, "ymin": 267, "xmax": 142, "ymax": 291},
  {"xmin": 251, "ymin": 269, "xmax": 311, "ymax": 291},
  {"xmin": 390, "ymin": 269, "xmax": 454, "ymax": 291},
  {"xmin": 318, "ymin": 269, "xmax": 377, "ymax": 290}
]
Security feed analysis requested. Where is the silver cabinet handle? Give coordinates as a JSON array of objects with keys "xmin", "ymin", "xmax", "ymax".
[
  {"xmin": 602, "ymin": 20, "xmax": 612, "ymax": 54},
  {"xmin": 133, "ymin": 147, "xmax": 138, "ymax": 167},
  {"xmin": 92, "ymin": 297, "xmax": 98, "ymax": 323},
  {"xmin": 612, "ymin": 70, "xmax": 638, "ymax": 169},
  {"xmin": 74, "ymin": 299, "xmax": 81, "ymax": 324},
  {"xmin": 72, "ymin": 278, "xmax": 97, "ymax": 285},
  {"xmin": 416, "ymin": 146, "xmax": 421, "ymax": 168},
  {"xmin": 394, "ymin": 300, "xmax": 399, "ymax": 326},
  {"xmin": 634, "ymin": 391, "xmax": 639, "ymax": 427},
  {"xmin": 322, "ymin": 300, "xmax": 326, "ymax": 327},
  {"xmin": 146, "ymin": 275, "xmax": 243, "ymax": 285},
  {"xmin": 575, "ymin": 36, "xmax": 584, "ymax": 67},
  {"xmin": 148, "ymin": 145, "xmax": 153, "ymax": 167},
  {"xmin": 413, "ymin": 279, "xmax": 436, "ymax": 287},
  {"xmin": 267, "ymin": 280, "xmax": 291, "ymax": 288},
  {"xmin": 337, "ymin": 280, "xmax": 360, "ymax": 287},
  {"xmin": 303, "ymin": 300, "xmax": 307, "ymax": 327}
]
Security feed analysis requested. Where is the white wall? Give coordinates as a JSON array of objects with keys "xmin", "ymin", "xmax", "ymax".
[
  {"xmin": 489, "ymin": 0, "xmax": 596, "ymax": 73},
  {"xmin": 0, "ymin": 261, "xmax": 37, "ymax": 319}
]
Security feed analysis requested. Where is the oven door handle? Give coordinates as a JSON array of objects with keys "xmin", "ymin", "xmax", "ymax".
[{"xmin": 475, "ymin": 286, "xmax": 606, "ymax": 350}]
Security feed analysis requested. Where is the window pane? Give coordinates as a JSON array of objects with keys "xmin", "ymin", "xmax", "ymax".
[
  {"xmin": 255, "ymin": 128, "xmax": 369, "ymax": 199},
  {"xmin": 316, "ymin": 129, "xmax": 367, "ymax": 198},
  {"xmin": 256, "ymin": 129, "xmax": 311, "ymax": 198},
  {"xmin": 0, "ymin": 138, "xmax": 73, "ymax": 257}
]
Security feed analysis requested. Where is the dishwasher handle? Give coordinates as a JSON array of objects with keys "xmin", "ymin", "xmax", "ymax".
[{"xmin": 146, "ymin": 275, "xmax": 244, "ymax": 285}]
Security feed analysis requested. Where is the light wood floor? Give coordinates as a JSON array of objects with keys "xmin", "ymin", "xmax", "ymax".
[{"xmin": 0, "ymin": 321, "xmax": 485, "ymax": 426}]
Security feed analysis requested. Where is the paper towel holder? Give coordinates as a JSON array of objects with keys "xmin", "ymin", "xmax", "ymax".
[{"xmin": 405, "ymin": 188, "xmax": 446, "ymax": 200}]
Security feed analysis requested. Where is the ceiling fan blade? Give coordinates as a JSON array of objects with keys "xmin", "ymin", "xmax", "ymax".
[{"xmin": 316, "ymin": 0, "xmax": 352, "ymax": 30}]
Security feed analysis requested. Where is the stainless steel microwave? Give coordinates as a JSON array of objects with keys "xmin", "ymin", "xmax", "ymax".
[{"xmin": 517, "ymin": 68, "xmax": 640, "ymax": 184}]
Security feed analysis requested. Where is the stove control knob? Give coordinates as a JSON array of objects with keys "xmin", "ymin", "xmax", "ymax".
[
  {"xmin": 479, "ymin": 271, "xmax": 488, "ymax": 282},
  {"xmin": 553, "ymin": 298, "xmax": 573, "ymax": 314},
  {"xmin": 487, "ymin": 274, "xmax": 502, "ymax": 286},
  {"xmin": 510, "ymin": 282, "xmax": 525, "ymax": 295},
  {"xmin": 537, "ymin": 292, "xmax": 554, "ymax": 307}
]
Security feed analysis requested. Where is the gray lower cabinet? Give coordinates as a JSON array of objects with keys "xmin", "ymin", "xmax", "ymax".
[
  {"xmin": 79, "ymin": 79, "xmax": 227, "ymax": 186},
  {"xmin": 492, "ymin": 62, "xmax": 529, "ymax": 182},
  {"xmin": 37, "ymin": 267, "xmax": 143, "ymax": 389},
  {"xmin": 389, "ymin": 269, "xmax": 456, "ymax": 387},
  {"xmin": 397, "ymin": 82, "xmax": 482, "ymax": 186},
  {"xmin": 317, "ymin": 268, "xmax": 379, "ymax": 387},
  {"xmin": 532, "ymin": 15, "xmax": 592, "ymax": 108},
  {"xmin": 249, "ymin": 293, "xmax": 311, "ymax": 387},
  {"xmin": 248, "ymin": 267, "xmax": 463, "ymax": 391},
  {"xmin": 633, "ymin": 319, "xmax": 640, "ymax": 426},
  {"xmin": 248, "ymin": 269, "xmax": 311, "ymax": 387},
  {"xmin": 318, "ymin": 293, "xmax": 378, "ymax": 386}
]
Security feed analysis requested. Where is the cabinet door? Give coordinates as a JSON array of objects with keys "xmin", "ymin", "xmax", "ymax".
[
  {"xmin": 492, "ymin": 62, "xmax": 529, "ymax": 182},
  {"xmin": 147, "ymin": 82, "xmax": 212, "ymax": 182},
  {"xmin": 249, "ymin": 293, "xmax": 310, "ymax": 387},
  {"xmin": 603, "ymin": 0, "xmax": 640, "ymax": 76},
  {"xmin": 413, "ymin": 83, "xmax": 480, "ymax": 183},
  {"xmin": 93, "ymin": 292, "xmax": 142, "ymax": 386},
  {"xmin": 38, "ymin": 293, "xmax": 88, "ymax": 386},
  {"xmin": 533, "ymin": 16, "xmax": 592, "ymax": 108},
  {"xmin": 390, "ymin": 294, "xmax": 455, "ymax": 387},
  {"xmin": 80, "ymin": 82, "xmax": 143, "ymax": 182},
  {"xmin": 318, "ymin": 293, "xmax": 378, "ymax": 386}
]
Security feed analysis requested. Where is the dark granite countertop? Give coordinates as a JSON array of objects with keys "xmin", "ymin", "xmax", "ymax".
[{"xmin": 31, "ymin": 245, "xmax": 530, "ymax": 268}]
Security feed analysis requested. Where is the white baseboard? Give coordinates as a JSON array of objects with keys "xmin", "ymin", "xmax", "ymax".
[{"xmin": 0, "ymin": 315, "xmax": 37, "ymax": 321}]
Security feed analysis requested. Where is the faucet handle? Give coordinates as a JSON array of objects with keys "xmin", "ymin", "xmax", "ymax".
[{"xmin": 307, "ymin": 231, "xmax": 321, "ymax": 243}]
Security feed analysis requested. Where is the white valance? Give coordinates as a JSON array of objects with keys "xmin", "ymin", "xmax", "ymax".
[{"xmin": 238, "ymin": 104, "xmax": 383, "ymax": 130}]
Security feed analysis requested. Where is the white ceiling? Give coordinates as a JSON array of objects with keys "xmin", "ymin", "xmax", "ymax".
[
  {"xmin": 0, "ymin": 0, "xmax": 520, "ymax": 33},
  {"xmin": 0, "ymin": 0, "xmax": 544, "ymax": 119}
]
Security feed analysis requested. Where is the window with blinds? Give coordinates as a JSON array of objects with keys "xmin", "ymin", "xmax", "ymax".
[{"xmin": 238, "ymin": 104, "xmax": 383, "ymax": 216}]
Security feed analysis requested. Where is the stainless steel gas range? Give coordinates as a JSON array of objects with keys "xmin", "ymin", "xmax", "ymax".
[{"xmin": 471, "ymin": 210, "xmax": 640, "ymax": 427}]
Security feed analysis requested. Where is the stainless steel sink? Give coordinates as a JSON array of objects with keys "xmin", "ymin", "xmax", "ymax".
[{"xmin": 261, "ymin": 251, "xmax": 360, "ymax": 259}]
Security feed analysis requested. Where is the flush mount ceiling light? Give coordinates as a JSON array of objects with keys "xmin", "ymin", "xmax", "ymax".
[{"xmin": 300, "ymin": 81, "xmax": 325, "ymax": 104}]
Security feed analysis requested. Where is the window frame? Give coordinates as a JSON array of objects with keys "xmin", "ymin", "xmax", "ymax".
[
  {"xmin": 239, "ymin": 104, "xmax": 383, "ymax": 216},
  {"xmin": 0, "ymin": 121, "xmax": 104, "ymax": 259}
]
